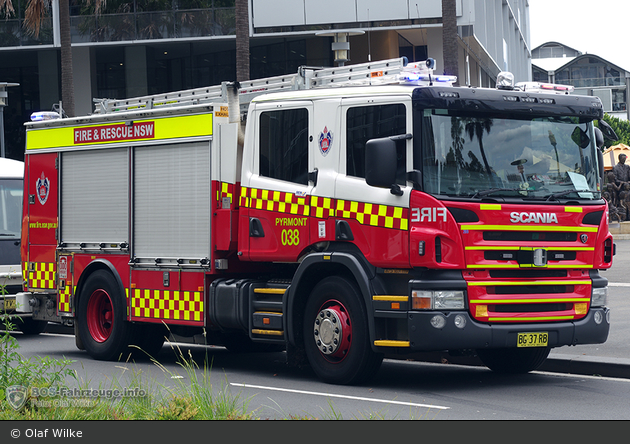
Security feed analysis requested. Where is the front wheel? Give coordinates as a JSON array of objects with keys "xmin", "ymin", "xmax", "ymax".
[
  {"xmin": 476, "ymin": 347, "xmax": 550, "ymax": 374},
  {"xmin": 77, "ymin": 270, "xmax": 136, "ymax": 361},
  {"xmin": 303, "ymin": 276, "xmax": 382, "ymax": 385}
]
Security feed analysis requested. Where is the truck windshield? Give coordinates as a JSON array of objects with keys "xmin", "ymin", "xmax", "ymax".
[
  {"xmin": 417, "ymin": 109, "xmax": 600, "ymax": 200},
  {"xmin": 0, "ymin": 179, "xmax": 22, "ymax": 238}
]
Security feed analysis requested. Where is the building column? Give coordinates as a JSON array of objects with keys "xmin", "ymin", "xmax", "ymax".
[
  {"xmin": 73, "ymin": 46, "xmax": 95, "ymax": 116},
  {"xmin": 38, "ymin": 50, "xmax": 60, "ymax": 112},
  {"xmin": 125, "ymin": 46, "xmax": 148, "ymax": 98}
]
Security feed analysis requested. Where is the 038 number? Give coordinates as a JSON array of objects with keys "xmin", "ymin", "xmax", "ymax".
[{"xmin": 281, "ymin": 229, "xmax": 300, "ymax": 246}]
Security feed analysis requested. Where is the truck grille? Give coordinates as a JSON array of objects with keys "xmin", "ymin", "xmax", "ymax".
[{"xmin": 467, "ymin": 278, "xmax": 591, "ymax": 323}]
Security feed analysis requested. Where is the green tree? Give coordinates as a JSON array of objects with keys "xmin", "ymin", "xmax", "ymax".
[{"xmin": 602, "ymin": 114, "xmax": 630, "ymax": 148}]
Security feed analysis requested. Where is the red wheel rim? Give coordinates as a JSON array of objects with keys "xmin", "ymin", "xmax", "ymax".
[
  {"xmin": 313, "ymin": 299, "xmax": 352, "ymax": 362},
  {"xmin": 86, "ymin": 289, "xmax": 114, "ymax": 343}
]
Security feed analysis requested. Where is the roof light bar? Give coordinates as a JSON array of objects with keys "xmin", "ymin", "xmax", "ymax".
[
  {"xmin": 30, "ymin": 111, "xmax": 61, "ymax": 122},
  {"xmin": 515, "ymin": 82, "xmax": 575, "ymax": 94}
]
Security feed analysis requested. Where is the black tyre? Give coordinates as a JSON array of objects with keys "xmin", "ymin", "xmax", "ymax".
[
  {"xmin": 77, "ymin": 270, "xmax": 137, "ymax": 361},
  {"xmin": 303, "ymin": 276, "xmax": 382, "ymax": 385},
  {"xmin": 16, "ymin": 318, "xmax": 48, "ymax": 335},
  {"xmin": 477, "ymin": 347, "xmax": 551, "ymax": 374}
]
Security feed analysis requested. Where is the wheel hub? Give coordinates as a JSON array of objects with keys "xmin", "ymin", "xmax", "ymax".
[{"xmin": 313, "ymin": 302, "xmax": 351, "ymax": 359}]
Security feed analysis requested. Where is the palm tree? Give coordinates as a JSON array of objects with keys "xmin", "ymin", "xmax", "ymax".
[
  {"xmin": 0, "ymin": 0, "xmax": 81, "ymax": 117},
  {"xmin": 235, "ymin": 0, "xmax": 249, "ymax": 82},
  {"xmin": 441, "ymin": 0, "xmax": 459, "ymax": 85},
  {"xmin": 465, "ymin": 118, "xmax": 493, "ymax": 177}
]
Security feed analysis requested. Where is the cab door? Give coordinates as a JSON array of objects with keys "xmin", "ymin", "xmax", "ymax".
[{"xmin": 240, "ymin": 101, "xmax": 314, "ymax": 262}]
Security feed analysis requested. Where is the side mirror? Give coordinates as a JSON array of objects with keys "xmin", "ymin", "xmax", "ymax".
[
  {"xmin": 366, "ymin": 137, "xmax": 396, "ymax": 188},
  {"xmin": 365, "ymin": 138, "xmax": 402, "ymax": 195},
  {"xmin": 599, "ymin": 120, "xmax": 619, "ymax": 142},
  {"xmin": 594, "ymin": 127, "xmax": 605, "ymax": 149},
  {"xmin": 571, "ymin": 127, "xmax": 590, "ymax": 149}
]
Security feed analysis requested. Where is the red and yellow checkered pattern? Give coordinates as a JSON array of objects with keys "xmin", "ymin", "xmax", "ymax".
[
  {"xmin": 240, "ymin": 187, "xmax": 310, "ymax": 216},
  {"xmin": 58, "ymin": 284, "xmax": 72, "ymax": 313},
  {"xmin": 241, "ymin": 187, "xmax": 409, "ymax": 231},
  {"xmin": 217, "ymin": 182, "xmax": 235, "ymax": 205},
  {"xmin": 130, "ymin": 289, "xmax": 204, "ymax": 322},
  {"xmin": 26, "ymin": 262, "xmax": 56, "ymax": 290},
  {"xmin": 336, "ymin": 199, "xmax": 409, "ymax": 230},
  {"xmin": 310, "ymin": 196, "xmax": 335, "ymax": 218}
]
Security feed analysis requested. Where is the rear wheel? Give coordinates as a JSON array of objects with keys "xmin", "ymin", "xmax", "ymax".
[
  {"xmin": 303, "ymin": 276, "xmax": 382, "ymax": 385},
  {"xmin": 77, "ymin": 270, "xmax": 136, "ymax": 361},
  {"xmin": 476, "ymin": 347, "xmax": 551, "ymax": 374}
]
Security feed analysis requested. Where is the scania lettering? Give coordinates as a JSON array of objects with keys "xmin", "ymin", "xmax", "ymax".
[
  {"xmin": 19, "ymin": 58, "xmax": 615, "ymax": 384},
  {"xmin": 510, "ymin": 212, "xmax": 559, "ymax": 224}
]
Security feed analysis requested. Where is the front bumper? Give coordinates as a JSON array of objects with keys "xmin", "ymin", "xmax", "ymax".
[{"xmin": 404, "ymin": 307, "xmax": 610, "ymax": 351}]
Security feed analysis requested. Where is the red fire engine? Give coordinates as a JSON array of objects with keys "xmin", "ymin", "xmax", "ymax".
[{"xmin": 19, "ymin": 58, "xmax": 616, "ymax": 384}]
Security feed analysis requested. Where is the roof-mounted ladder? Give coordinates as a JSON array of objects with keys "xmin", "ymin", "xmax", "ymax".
[{"xmin": 92, "ymin": 57, "xmax": 448, "ymax": 115}]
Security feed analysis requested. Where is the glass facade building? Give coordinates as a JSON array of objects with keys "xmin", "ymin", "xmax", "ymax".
[
  {"xmin": 532, "ymin": 42, "xmax": 630, "ymax": 120},
  {"xmin": 1, "ymin": 0, "xmax": 532, "ymax": 161}
]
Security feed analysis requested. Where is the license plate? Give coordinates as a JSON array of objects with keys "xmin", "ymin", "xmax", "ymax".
[
  {"xmin": 517, "ymin": 332, "xmax": 548, "ymax": 348},
  {"xmin": 3, "ymin": 298, "xmax": 16, "ymax": 310}
]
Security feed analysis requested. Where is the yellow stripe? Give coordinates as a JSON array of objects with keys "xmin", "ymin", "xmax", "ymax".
[
  {"xmin": 466, "ymin": 264, "xmax": 520, "ymax": 268},
  {"xmin": 465, "ymin": 246, "xmax": 594, "ymax": 252},
  {"xmin": 26, "ymin": 114, "xmax": 213, "ymax": 150},
  {"xmin": 564, "ymin": 206, "xmax": 583, "ymax": 213},
  {"xmin": 468, "ymin": 280, "xmax": 591, "ymax": 286},
  {"xmin": 372, "ymin": 295, "xmax": 408, "ymax": 302},
  {"xmin": 480, "ymin": 204, "xmax": 501, "ymax": 210},
  {"xmin": 471, "ymin": 298, "xmax": 589, "ymax": 304},
  {"xmin": 489, "ymin": 316, "xmax": 575, "ymax": 321},
  {"xmin": 374, "ymin": 340, "xmax": 410, "ymax": 347},
  {"xmin": 251, "ymin": 329, "xmax": 284, "ymax": 336},
  {"xmin": 253, "ymin": 288, "xmax": 286, "ymax": 294},
  {"xmin": 461, "ymin": 224, "xmax": 598, "ymax": 232},
  {"xmin": 546, "ymin": 264, "xmax": 593, "ymax": 268},
  {"xmin": 465, "ymin": 246, "xmax": 520, "ymax": 251}
]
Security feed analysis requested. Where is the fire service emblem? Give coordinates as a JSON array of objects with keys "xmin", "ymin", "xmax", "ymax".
[
  {"xmin": 36, "ymin": 172, "xmax": 50, "ymax": 205},
  {"xmin": 319, "ymin": 126, "xmax": 333, "ymax": 157}
]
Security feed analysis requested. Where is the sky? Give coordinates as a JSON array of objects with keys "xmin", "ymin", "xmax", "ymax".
[{"xmin": 528, "ymin": 0, "xmax": 630, "ymax": 71}]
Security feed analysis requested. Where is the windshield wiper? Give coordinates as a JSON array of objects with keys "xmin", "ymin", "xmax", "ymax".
[
  {"xmin": 545, "ymin": 189, "xmax": 599, "ymax": 201},
  {"xmin": 471, "ymin": 188, "xmax": 521, "ymax": 199}
]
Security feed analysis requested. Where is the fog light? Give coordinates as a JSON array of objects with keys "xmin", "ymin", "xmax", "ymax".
[
  {"xmin": 594, "ymin": 310, "xmax": 603, "ymax": 325},
  {"xmin": 454, "ymin": 315, "xmax": 466, "ymax": 329},
  {"xmin": 430, "ymin": 315, "xmax": 446, "ymax": 329}
]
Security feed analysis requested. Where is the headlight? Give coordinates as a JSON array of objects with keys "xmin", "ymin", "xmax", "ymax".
[
  {"xmin": 412, "ymin": 290, "xmax": 465, "ymax": 310},
  {"xmin": 591, "ymin": 287, "xmax": 608, "ymax": 307}
]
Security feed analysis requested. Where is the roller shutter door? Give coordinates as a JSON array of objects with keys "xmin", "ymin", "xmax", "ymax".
[
  {"xmin": 133, "ymin": 141, "xmax": 211, "ymax": 262},
  {"xmin": 61, "ymin": 148, "xmax": 129, "ymax": 245}
]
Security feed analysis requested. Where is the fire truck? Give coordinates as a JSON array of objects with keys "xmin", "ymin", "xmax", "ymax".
[{"xmin": 19, "ymin": 57, "xmax": 616, "ymax": 384}]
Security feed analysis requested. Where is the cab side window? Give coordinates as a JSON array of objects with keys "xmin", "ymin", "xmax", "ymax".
[
  {"xmin": 346, "ymin": 104, "xmax": 407, "ymax": 184},
  {"xmin": 259, "ymin": 108, "xmax": 309, "ymax": 185}
]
